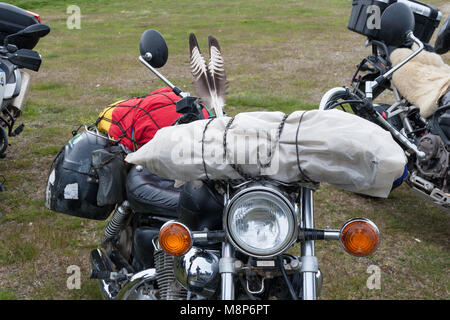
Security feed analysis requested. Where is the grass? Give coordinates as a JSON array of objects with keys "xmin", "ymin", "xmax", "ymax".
[{"xmin": 0, "ymin": 0, "xmax": 449, "ymax": 300}]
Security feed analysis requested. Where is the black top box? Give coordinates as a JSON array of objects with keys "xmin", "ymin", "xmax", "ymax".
[
  {"xmin": 0, "ymin": 2, "xmax": 40, "ymax": 49},
  {"xmin": 348, "ymin": 0, "xmax": 442, "ymax": 44}
]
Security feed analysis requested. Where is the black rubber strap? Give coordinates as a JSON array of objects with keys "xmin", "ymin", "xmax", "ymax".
[
  {"xmin": 295, "ymin": 111, "xmax": 315, "ymax": 183},
  {"xmin": 258, "ymin": 113, "xmax": 290, "ymax": 169},
  {"xmin": 201, "ymin": 118, "xmax": 215, "ymax": 181}
]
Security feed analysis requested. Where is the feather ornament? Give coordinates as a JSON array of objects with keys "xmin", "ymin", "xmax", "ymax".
[{"xmin": 189, "ymin": 33, "xmax": 227, "ymax": 117}]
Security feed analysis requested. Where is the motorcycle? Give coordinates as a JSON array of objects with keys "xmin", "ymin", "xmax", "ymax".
[
  {"xmin": 0, "ymin": 3, "xmax": 50, "ymax": 160},
  {"xmin": 43, "ymin": 28, "xmax": 385, "ymax": 301},
  {"xmin": 319, "ymin": 1, "xmax": 450, "ymax": 211}
]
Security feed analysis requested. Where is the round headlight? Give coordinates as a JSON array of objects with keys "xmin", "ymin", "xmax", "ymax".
[{"xmin": 224, "ymin": 187, "xmax": 297, "ymax": 258}]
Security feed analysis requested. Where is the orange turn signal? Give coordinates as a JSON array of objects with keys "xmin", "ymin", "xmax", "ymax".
[
  {"xmin": 159, "ymin": 221, "xmax": 192, "ymax": 256},
  {"xmin": 340, "ymin": 218, "xmax": 379, "ymax": 257}
]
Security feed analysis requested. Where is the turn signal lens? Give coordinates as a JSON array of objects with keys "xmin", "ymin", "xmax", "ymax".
[
  {"xmin": 340, "ymin": 218, "xmax": 379, "ymax": 257},
  {"xmin": 159, "ymin": 221, "xmax": 192, "ymax": 256}
]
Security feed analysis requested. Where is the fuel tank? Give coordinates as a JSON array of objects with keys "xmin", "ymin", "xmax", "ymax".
[{"xmin": 177, "ymin": 182, "xmax": 224, "ymax": 232}]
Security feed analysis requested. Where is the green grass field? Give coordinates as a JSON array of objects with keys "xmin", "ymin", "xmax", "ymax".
[{"xmin": 0, "ymin": 0, "xmax": 449, "ymax": 299}]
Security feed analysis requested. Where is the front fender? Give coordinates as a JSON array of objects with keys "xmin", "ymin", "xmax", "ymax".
[{"xmin": 318, "ymin": 87, "xmax": 349, "ymax": 110}]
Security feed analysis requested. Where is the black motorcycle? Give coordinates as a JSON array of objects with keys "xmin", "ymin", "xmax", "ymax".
[
  {"xmin": 319, "ymin": 1, "xmax": 450, "ymax": 210},
  {"xmin": 46, "ymin": 29, "xmax": 382, "ymax": 300}
]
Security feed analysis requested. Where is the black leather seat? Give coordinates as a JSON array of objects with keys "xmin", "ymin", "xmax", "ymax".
[{"xmin": 126, "ymin": 166, "xmax": 180, "ymax": 218}]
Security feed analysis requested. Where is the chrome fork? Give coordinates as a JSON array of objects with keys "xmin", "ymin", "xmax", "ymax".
[
  {"xmin": 300, "ymin": 187, "xmax": 318, "ymax": 300},
  {"xmin": 220, "ymin": 242, "xmax": 235, "ymax": 300},
  {"xmin": 218, "ymin": 187, "xmax": 319, "ymax": 300}
]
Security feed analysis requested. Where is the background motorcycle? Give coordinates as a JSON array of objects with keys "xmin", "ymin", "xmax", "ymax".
[
  {"xmin": 0, "ymin": 3, "xmax": 50, "ymax": 160},
  {"xmin": 78, "ymin": 30, "xmax": 382, "ymax": 301},
  {"xmin": 319, "ymin": 2, "xmax": 450, "ymax": 211}
]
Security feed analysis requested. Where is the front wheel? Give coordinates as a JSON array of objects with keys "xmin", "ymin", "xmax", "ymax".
[{"xmin": 319, "ymin": 87, "xmax": 360, "ymax": 112}]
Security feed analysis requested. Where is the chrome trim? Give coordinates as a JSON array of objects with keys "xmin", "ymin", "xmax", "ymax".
[
  {"xmin": 374, "ymin": 112, "xmax": 426, "ymax": 159},
  {"xmin": 174, "ymin": 247, "xmax": 220, "ymax": 298},
  {"xmin": 374, "ymin": 32, "xmax": 424, "ymax": 86},
  {"xmin": 319, "ymin": 87, "xmax": 348, "ymax": 110},
  {"xmin": 301, "ymin": 188, "xmax": 317, "ymax": 300},
  {"xmin": 223, "ymin": 185, "xmax": 298, "ymax": 258},
  {"xmin": 323, "ymin": 230, "xmax": 340, "ymax": 240},
  {"xmin": 84, "ymin": 125, "xmax": 119, "ymax": 143},
  {"xmin": 159, "ymin": 221, "xmax": 193, "ymax": 255},
  {"xmin": 115, "ymin": 269, "xmax": 157, "ymax": 300},
  {"xmin": 220, "ymin": 242, "xmax": 235, "ymax": 300},
  {"xmin": 139, "ymin": 55, "xmax": 178, "ymax": 91},
  {"xmin": 339, "ymin": 218, "xmax": 380, "ymax": 257}
]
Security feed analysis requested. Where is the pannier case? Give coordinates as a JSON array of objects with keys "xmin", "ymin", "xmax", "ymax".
[
  {"xmin": 0, "ymin": 2, "xmax": 40, "ymax": 49},
  {"xmin": 348, "ymin": 0, "xmax": 442, "ymax": 44},
  {"xmin": 45, "ymin": 131, "xmax": 116, "ymax": 220}
]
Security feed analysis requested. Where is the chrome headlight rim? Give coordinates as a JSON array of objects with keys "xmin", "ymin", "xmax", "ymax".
[{"xmin": 224, "ymin": 186, "xmax": 298, "ymax": 258}]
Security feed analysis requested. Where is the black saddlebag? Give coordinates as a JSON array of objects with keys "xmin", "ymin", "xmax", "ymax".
[{"xmin": 45, "ymin": 130, "xmax": 127, "ymax": 220}]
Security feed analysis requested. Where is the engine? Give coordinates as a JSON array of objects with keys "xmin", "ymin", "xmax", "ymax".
[{"xmin": 414, "ymin": 133, "xmax": 449, "ymax": 194}]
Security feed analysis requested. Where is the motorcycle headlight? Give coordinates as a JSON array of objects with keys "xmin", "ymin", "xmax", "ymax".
[{"xmin": 224, "ymin": 187, "xmax": 297, "ymax": 258}]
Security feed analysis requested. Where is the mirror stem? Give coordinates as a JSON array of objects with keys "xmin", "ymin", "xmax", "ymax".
[{"xmin": 139, "ymin": 55, "xmax": 188, "ymax": 97}]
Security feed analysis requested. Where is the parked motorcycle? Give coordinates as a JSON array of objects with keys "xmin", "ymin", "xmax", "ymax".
[
  {"xmin": 319, "ymin": 1, "xmax": 450, "ymax": 211},
  {"xmin": 0, "ymin": 2, "xmax": 50, "ymax": 159},
  {"xmin": 46, "ymin": 28, "xmax": 384, "ymax": 300}
]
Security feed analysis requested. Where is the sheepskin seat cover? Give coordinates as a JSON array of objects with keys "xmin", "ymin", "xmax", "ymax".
[{"xmin": 390, "ymin": 47, "xmax": 450, "ymax": 118}]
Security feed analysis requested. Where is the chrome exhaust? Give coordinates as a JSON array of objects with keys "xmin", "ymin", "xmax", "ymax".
[{"xmin": 90, "ymin": 248, "xmax": 158, "ymax": 300}]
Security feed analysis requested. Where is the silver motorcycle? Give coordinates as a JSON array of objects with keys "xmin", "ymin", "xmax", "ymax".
[
  {"xmin": 0, "ymin": 3, "xmax": 50, "ymax": 159},
  {"xmin": 319, "ymin": 2, "xmax": 450, "ymax": 211}
]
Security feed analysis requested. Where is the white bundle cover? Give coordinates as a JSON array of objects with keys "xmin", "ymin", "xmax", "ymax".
[{"xmin": 125, "ymin": 109, "xmax": 407, "ymax": 198}]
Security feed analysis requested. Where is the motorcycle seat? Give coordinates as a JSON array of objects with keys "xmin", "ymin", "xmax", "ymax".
[{"xmin": 126, "ymin": 165, "xmax": 180, "ymax": 218}]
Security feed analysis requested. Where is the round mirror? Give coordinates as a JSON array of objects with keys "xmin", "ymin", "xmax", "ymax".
[
  {"xmin": 139, "ymin": 29, "xmax": 168, "ymax": 68},
  {"xmin": 379, "ymin": 2, "xmax": 415, "ymax": 46}
]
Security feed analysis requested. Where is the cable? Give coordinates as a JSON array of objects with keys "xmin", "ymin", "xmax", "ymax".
[
  {"xmin": 326, "ymin": 99, "xmax": 365, "ymax": 111},
  {"xmin": 278, "ymin": 255, "xmax": 298, "ymax": 300}
]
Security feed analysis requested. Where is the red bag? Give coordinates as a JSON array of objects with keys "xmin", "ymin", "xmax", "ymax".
[{"xmin": 97, "ymin": 87, "xmax": 209, "ymax": 151}]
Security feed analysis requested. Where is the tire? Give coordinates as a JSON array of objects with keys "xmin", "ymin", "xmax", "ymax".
[
  {"xmin": 0, "ymin": 126, "xmax": 8, "ymax": 158},
  {"xmin": 319, "ymin": 87, "xmax": 360, "ymax": 114}
]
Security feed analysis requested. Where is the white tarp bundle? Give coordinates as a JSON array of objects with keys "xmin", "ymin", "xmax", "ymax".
[{"xmin": 125, "ymin": 109, "xmax": 407, "ymax": 197}]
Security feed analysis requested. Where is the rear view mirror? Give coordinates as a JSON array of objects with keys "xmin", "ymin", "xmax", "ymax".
[
  {"xmin": 435, "ymin": 16, "xmax": 450, "ymax": 54},
  {"xmin": 379, "ymin": 2, "xmax": 415, "ymax": 46},
  {"xmin": 15, "ymin": 24, "xmax": 50, "ymax": 38},
  {"xmin": 4, "ymin": 23, "xmax": 50, "ymax": 47},
  {"xmin": 139, "ymin": 29, "xmax": 168, "ymax": 68}
]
